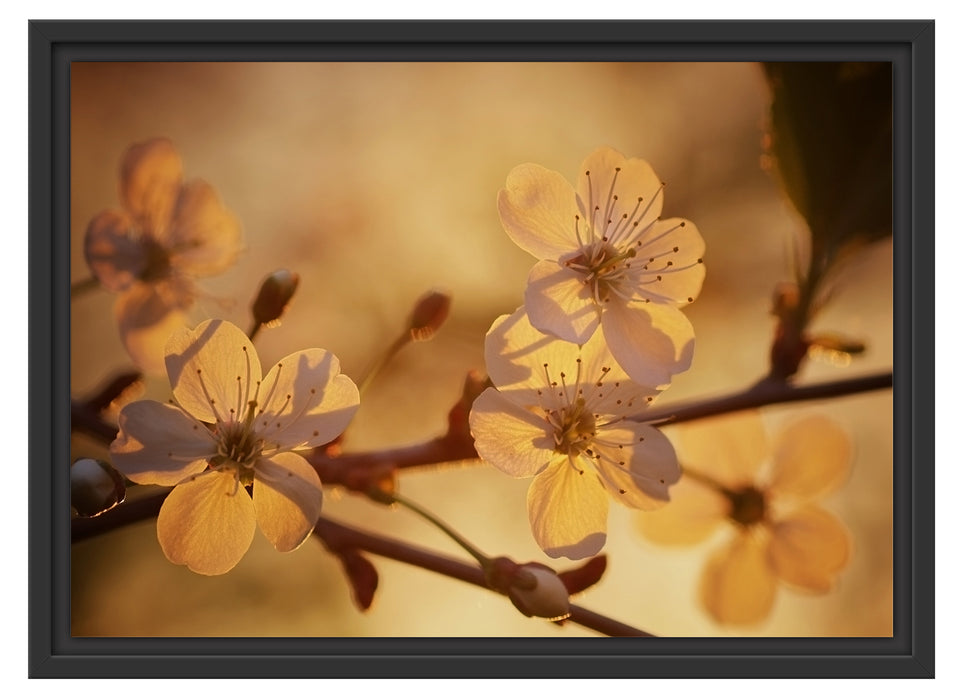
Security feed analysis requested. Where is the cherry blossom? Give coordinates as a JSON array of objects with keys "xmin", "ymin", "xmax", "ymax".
[
  {"xmin": 498, "ymin": 146, "xmax": 705, "ymax": 387},
  {"xmin": 469, "ymin": 308, "xmax": 680, "ymax": 559},
  {"xmin": 110, "ymin": 319, "xmax": 360, "ymax": 575},
  {"xmin": 637, "ymin": 411, "xmax": 852, "ymax": 625},
  {"xmin": 84, "ymin": 138, "xmax": 243, "ymax": 373}
]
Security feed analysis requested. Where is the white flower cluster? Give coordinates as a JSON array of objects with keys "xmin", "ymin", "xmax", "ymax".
[{"xmin": 469, "ymin": 147, "xmax": 706, "ymax": 559}]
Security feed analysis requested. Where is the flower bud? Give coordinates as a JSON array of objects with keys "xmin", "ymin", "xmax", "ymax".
[
  {"xmin": 408, "ymin": 290, "xmax": 451, "ymax": 341},
  {"xmin": 71, "ymin": 458, "xmax": 126, "ymax": 518},
  {"xmin": 447, "ymin": 370, "xmax": 492, "ymax": 441},
  {"xmin": 769, "ymin": 281, "xmax": 809, "ymax": 380},
  {"xmin": 771, "ymin": 281, "xmax": 801, "ymax": 319},
  {"xmin": 251, "ymin": 269, "xmax": 300, "ymax": 327},
  {"xmin": 556, "ymin": 554, "xmax": 607, "ymax": 595},
  {"xmin": 508, "ymin": 565, "xmax": 571, "ymax": 621}
]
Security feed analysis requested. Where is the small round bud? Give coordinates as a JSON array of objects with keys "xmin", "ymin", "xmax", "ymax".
[
  {"xmin": 771, "ymin": 281, "xmax": 801, "ymax": 319},
  {"xmin": 71, "ymin": 458, "xmax": 126, "ymax": 518},
  {"xmin": 251, "ymin": 269, "xmax": 300, "ymax": 326},
  {"xmin": 508, "ymin": 565, "xmax": 571, "ymax": 621},
  {"xmin": 408, "ymin": 290, "xmax": 451, "ymax": 341}
]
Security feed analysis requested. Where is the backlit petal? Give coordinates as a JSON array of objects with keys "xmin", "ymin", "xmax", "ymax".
[
  {"xmin": 767, "ymin": 506, "xmax": 851, "ymax": 593},
  {"xmin": 119, "ymin": 138, "xmax": 183, "ymax": 236},
  {"xmin": 255, "ymin": 349, "xmax": 359, "ymax": 450},
  {"xmin": 601, "ymin": 299, "xmax": 695, "ymax": 388},
  {"xmin": 157, "ymin": 469, "xmax": 256, "ymax": 576},
  {"xmin": 167, "ymin": 180, "xmax": 244, "ymax": 277},
  {"xmin": 498, "ymin": 163, "xmax": 581, "ymax": 260},
  {"xmin": 768, "ymin": 416, "xmax": 851, "ymax": 500},
  {"xmin": 524, "ymin": 259, "xmax": 601, "ymax": 344},
  {"xmin": 574, "ymin": 148, "xmax": 664, "ymax": 237},
  {"xmin": 628, "ymin": 218, "xmax": 706, "ymax": 305},
  {"xmin": 527, "ymin": 457, "xmax": 609, "ymax": 559},
  {"xmin": 637, "ymin": 476, "xmax": 727, "ymax": 546},
  {"xmin": 165, "ymin": 319, "xmax": 263, "ymax": 424},
  {"xmin": 110, "ymin": 400, "xmax": 216, "ymax": 485},
  {"xmin": 114, "ymin": 283, "xmax": 191, "ymax": 375},
  {"xmin": 699, "ymin": 531, "xmax": 777, "ymax": 625},
  {"xmin": 469, "ymin": 388, "xmax": 555, "ymax": 477},
  {"xmin": 484, "ymin": 307, "xmax": 655, "ymax": 411},
  {"xmin": 253, "ymin": 452, "xmax": 324, "ymax": 552},
  {"xmin": 83, "ymin": 209, "xmax": 145, "ymax": 292},
  {"xmin": 676, "ymin": 411, "xmax": 769, "ymax": 490},
  {"xmin": 592, "ymin": 421, "xmax": 680, "ymax": 509}
]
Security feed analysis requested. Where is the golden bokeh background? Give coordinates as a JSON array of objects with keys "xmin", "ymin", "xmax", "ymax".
[{"xmin": 70, "ymin": 62, "xmax": 893, "ymax": 637}]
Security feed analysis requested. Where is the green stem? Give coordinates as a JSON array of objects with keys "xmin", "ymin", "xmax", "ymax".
[
  {"xmin": 358, "ymin": 332, "xmax": 411, "ymax": 395},
  {"xmin": 372, "ymin": 488, "xmax": 491, "ymax": 569}
]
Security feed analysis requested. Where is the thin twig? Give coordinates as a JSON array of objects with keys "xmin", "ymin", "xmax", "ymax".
[
  {"xmin": 630, "ymin": 371, "xmax": 893, "ymax": 426},
  {"xmin": 71, "ymin": 492, "xmax": 651, "ymax": 637}
]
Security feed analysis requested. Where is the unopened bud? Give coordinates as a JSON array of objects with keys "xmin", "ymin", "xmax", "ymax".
[
  {"xmin": 809, "ymin": 333, "xmax": 866, "ymax": 356},
  {"xmin": 769, "ymin": 281, "xmax": 809, "ymax": 379},
  {"xmin": 252, "ymin": 269, "xmax": 300, "ymax": 326},
  {"xmin": 771, "ymin": 281, "xmax": 801, "ymax": 319},
  {"xmin": 447, "ymin": 370, "xmax": 492, "ymax": 440},
  {"xmin": 408, "ymin": 290, "xmax": 451, "ymax": 341},
  {"xmin": 508, "ymin": 565, "xmax": 571, "ymax": 621},
  {"xmin": 556, "ymin": 554, "xmax": 608, "ymax": 595},
  {"xmin": 71, "ymin": 458, "xmax": 126, "ymax": 518}
]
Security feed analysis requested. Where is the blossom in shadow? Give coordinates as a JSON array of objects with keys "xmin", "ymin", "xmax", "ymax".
[
  {"xmin": 84, "ymin": 138, "xmax": 243, "ymax": 373},
  {"xmin": 637, "ymin": 411, "xmax": 852, "ymax": 625},
  {"xmin": 469, "ymin": 308, "xmax": 680, "ymax": 560},
  {"xmin": 110, "ymin": 319, "xmax": 360, "ymax": 575},
  {"xmin": 498, "ymin": 146, "xmax": 705, "ymax": 387}
]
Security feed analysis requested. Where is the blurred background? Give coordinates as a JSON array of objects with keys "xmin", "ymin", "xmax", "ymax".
[{"xmin": 70, "ymin": 62, "xmax": 893, "ymax": 637}]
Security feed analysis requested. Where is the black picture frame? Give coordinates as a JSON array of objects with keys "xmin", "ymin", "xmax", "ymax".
[{"xmin": 31, "ymin": 19, "xmax": 934, "ymax": 678}]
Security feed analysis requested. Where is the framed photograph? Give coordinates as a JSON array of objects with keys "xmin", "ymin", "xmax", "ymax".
[{"xmin": 31, "ymin": 20, "xmax": 933, "ymax": 677}]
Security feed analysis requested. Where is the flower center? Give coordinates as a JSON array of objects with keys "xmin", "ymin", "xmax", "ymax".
[
  {"xmin": 547, "ymin": 397, "xmax": 597, "ymax": 456},
  {"xmin": 726, "ymin": 485, "xmax": 767, "ymax": 526},
  {"xmin": 565, "ymin": 242, "xmax": 636, "ymax": 305},
  {"xmin": 211, "ymin": 402, "xmax": 263, "ymax": 484},
  {"xmin": 138, "ymin": 235, "xmax": 173, "ymax": 282}
]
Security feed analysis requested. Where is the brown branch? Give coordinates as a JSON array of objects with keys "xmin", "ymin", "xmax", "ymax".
[
  {"xmin": 71, "ymin": 491, "xmax": 651, "ymax": 637},
  {"xmin": 313, "ymin": 518, "xmax": 651, "ymax": 636},
  {"xmin": 68, "ymin": 368, "xmax": 891, "ymax": 637},
  {"xmin": 630, "ymin": 371, "xmax": 893, "ymax": 426}
]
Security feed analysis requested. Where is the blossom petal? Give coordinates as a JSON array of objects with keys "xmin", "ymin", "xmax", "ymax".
[
  {"xmin": 524, "ymin": 260, "xmax": 601, "ymax": 344},
  {"xmin": 527, "ymin": 457, "xmax": 609, "ymax": 559},
  {"xmin": 768, "ymin": 416, "xmax": 851, "ymax": 500},
  {"xmin": 119, "ymin": 138, "xmax": 183, "ymax": 236},
  {"xmin": 592, "ymin": 421, "xmax": 680, "ymax": 509},
  {"xmin": 255, "ymin": 349, "xmax": 359, "ymax": 450},
  {"xmin": 699, "ymin": 531, "xmax": 777, "ymax": 625},
  {"xmin": 469, "ymin": 387, "xmax": 555, "ymax": 477},
  {"xmin": 83, "ymin": 209, "xmax": 146, "ymax": 292},
  {"xmin": 628, "ymin": 218, "xmax": 706, "ymax": 305},
  {"xmin": 166, "ymin": 180, "xmax": 244, "ymax": 277},
  {"xmin": 253, "ymin": 452, "xmax": 324, "ymax": 552},
  {"xmin": 636, "ymin": 476, "xmax": 728, "ymax": 546},
  {"xmin": 114, "ymin": 283, "xmax": 191, "ymax": 375},
  {"xmin": 677, "ymin": 411, "xmax": 770, "ymax": 490},
  {"xmin": 110, "ymin": 400, "xmax": 216, "ymax": 485},
  {"xmin": 767, "ymin": 506, "xmax": 851, "ymax": 593},
  {"xmin": 165, "ymin": 319, "xmax": 263, "ymax": 424},
  {"xmin": 574, "ymin": 148, "xmax": 664, "ymax": 238},
  {"xmin": 484, "ymin": 307, "xmax": 655, "ymax": 411},
  {"xmin": 498, "ymin": 163, "xmax": 581, "ymax": 260},
  {"xmin": 157, "ymin": 469, "xmax": 257, "ymax": 575},
  {"xmin": 601, "ymin": 299, "xmax": 695, "ymax": 388}
]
